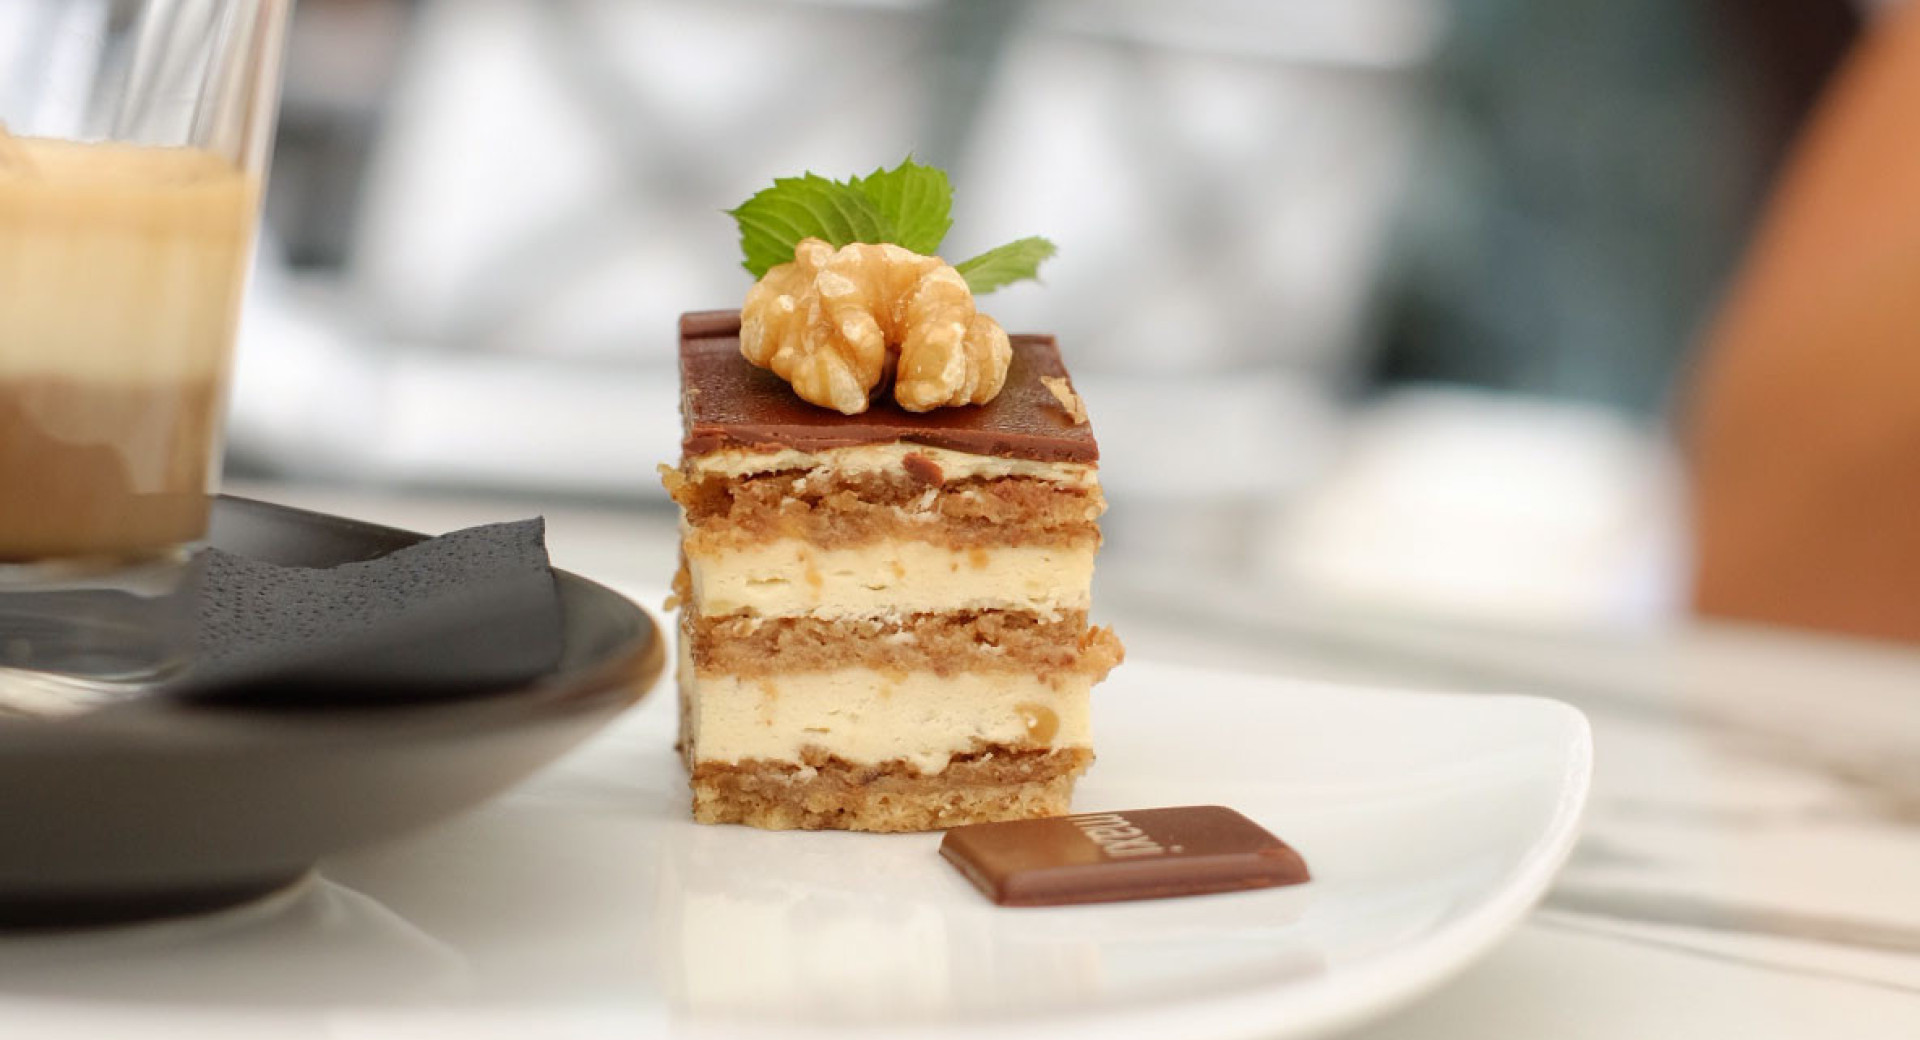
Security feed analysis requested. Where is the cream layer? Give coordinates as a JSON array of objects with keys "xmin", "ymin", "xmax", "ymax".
[
  {"xmin": 679, "ymin": 640, "xmax": 1092, "ymax": 774},
  {"xmin": 685, "ymin": 443, "xmax": 1097, "ymax": 489},
  {"xmin": 685, "ymin": 538, "xmax": 1094, "ymax": 620},
  {"xmin": 0, "ymin": 137, "xmax": 257, "ymax": 380}
]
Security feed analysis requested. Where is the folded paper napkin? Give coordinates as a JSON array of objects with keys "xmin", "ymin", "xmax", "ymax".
[{"xmin": 179, "ymin": 519, "xmax": 565, "ymax": 705}]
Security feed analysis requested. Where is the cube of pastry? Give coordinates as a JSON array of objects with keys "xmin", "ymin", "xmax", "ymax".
[{"xmin": 666, "ymin": 310, "xmax": 1121, "ymax": 832}]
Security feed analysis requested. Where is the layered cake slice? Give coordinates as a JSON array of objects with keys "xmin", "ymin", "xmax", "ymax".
[{"xmin": 667, "ymin": 309, "xmax": 1122, "ymax": 831}]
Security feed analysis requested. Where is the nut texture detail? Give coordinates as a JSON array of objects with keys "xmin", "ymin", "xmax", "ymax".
[{"xmin": 740, "ymin": 238, "xmax": 1011, "ymax": 414}]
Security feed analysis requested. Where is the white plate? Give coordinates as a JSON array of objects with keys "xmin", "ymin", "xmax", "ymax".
[{"xmin": 0, "ymin": 659, "xmax": 1590, "ymax": 1040}]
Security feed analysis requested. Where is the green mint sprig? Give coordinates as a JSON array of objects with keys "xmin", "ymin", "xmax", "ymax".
[
  {"xmin": 727, "ymin": 157, "xmax": 1053, "ymax": 293},
  {"xmin": 954, "ymin": 237, "xmax": 1058, "ymax": 295}
]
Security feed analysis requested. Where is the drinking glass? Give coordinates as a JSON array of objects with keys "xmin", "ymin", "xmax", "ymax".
[{"xmin": 0, "ymin": 0, "xmax": 290, "ymax": 714}]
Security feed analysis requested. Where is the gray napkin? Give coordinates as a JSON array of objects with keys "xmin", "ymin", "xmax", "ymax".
[{"xmin": 178, "ymin": 519, "xmax": 564, "ymax": 705}]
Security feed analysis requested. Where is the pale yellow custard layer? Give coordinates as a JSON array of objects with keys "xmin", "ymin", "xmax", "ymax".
[
  {"xmin": 679, "ymin": 639, "xmax": 1092, "ymax": 774},
  {"xmin": 684, "ymin": 537, "xmax": 1095, "ymax": 620}
]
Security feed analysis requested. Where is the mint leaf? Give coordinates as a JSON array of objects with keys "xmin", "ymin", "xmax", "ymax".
[
  {"xmin": 728, "ymin": 174, "xmax": 894, "ymax": 278},
  {"xmin": 729, "ymin": 160, "xmax": 1055, "ymax": 289},
  {"xmin": 848, "ymin": 157, "xmax": 952, "ymax": 255},
  {"xmin": 955, "ymin": 236, "xmax": 1057, "ymax": 293}
]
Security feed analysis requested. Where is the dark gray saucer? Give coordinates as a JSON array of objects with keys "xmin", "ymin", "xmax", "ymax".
[{"xmin": 0, "ymin": 496, "xmax": 664, "ymax": 928}]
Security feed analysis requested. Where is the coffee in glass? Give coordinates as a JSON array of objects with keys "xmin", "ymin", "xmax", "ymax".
[{"xmin": 0, "ymin": 1, "xmax": 289, "ymax": 713}]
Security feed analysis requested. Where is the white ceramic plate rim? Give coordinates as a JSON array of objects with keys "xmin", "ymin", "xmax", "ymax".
[{"xmin": 0, "ymin": 675, "xmax": 1592, "ymax": 1040}]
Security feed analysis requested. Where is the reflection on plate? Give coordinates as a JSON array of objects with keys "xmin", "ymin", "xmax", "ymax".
[{"xmin": 0, "ymin": 657, "xmax": 1589, "ymax": 1040}]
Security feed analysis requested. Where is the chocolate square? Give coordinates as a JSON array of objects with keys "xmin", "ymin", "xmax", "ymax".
[
  {"xmin": 940, "ymin": 805, "xmax": 1311, "ymax": 907},
  {"xmin": 679, "ymin": 310, "xmax": 1098, "ymax": 463}
]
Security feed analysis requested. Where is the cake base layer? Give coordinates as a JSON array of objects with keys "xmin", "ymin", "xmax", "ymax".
[
  {"xmin": 689, "ymin": 611, "xmax": 1124, "ymax": 678},
  {"xmin": 690, "ymin": 747, "xmax": 1094, "ymax": 832},
  {"xmin": 671, "ymin": 468, "xmax": 1104, "ymax": 551}
]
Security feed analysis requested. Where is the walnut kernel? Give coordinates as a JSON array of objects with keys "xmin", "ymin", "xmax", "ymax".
[
  {"xmin": 1040, "ymin": 376, "xmax": 1088, "ymax": 425},
  {"xmin": 740, "ymin": 238, "xmax": 1012, "ymax": 414}
]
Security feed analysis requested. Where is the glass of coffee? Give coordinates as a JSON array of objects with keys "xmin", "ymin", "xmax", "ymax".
[{"xmin": 0, "ymin": 1, "xmax": 290, "ymax": 713}]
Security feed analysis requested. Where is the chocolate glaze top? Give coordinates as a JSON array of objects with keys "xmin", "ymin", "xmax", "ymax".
[{"xmin": 679, "ymin": 310, "xmax": 1099, "ymax": 464}]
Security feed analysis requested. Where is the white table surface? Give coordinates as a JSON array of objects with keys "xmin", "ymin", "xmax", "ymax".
[{"xmin": 132, "ymin": 484, "xmax": 1920, "ymax": 1036}]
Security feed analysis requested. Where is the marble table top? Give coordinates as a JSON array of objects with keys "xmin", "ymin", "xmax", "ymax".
[{"xmin": 28, "ymin": 483, "xmax": 1919, "ymax": 1038}]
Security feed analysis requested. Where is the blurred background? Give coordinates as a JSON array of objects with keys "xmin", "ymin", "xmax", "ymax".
[{"xmin": 203, "ymin": 0, "xmax": 1863, "ymax": 632}]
